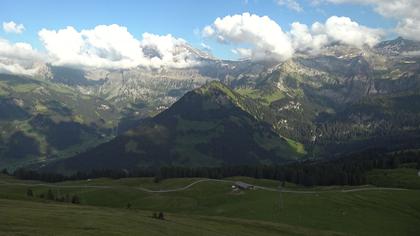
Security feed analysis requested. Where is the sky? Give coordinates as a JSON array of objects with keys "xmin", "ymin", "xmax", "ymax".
[{"xmin": 0, "ymin": 0, "xmax": 419, "ymax": 74}]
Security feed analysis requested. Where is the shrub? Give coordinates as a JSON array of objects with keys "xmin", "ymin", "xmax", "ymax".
[
  {"xmin": 26, "ymin": 189, "xmax": 33, "ymax": 197},
  {"xmin": 158, "ymin": 212, "xmax": 165, "ymax": 220},
  {"xmin": 71, "ymin": 195, "xmax": 80, "ymax": 204}
]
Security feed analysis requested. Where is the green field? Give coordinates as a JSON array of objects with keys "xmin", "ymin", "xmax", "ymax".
[
  {"xmin": 0, "ymin": 171, "xmax": 420, "ymax": 236},
  {"xmin": 1, "ymin": 199, "xmax": 342, "ymax": 236},
  {"xmin": 368, "ymin": 167, "xmax": 420, "ymax": 189}
]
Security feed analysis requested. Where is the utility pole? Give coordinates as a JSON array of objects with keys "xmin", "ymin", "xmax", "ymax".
[{"xmin": 278, "ymin": 184, "xmax": 284, "ymax": 210}]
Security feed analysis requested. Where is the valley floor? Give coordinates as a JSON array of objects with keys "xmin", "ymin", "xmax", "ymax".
[{"xmin": 1, "ymin": 169, "xmax": 420, "ymax": 235}]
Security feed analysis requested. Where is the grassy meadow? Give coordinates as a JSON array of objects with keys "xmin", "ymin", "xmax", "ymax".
[{"xmin": 0, "ymin": 168, "xmax": 420, "ymax": 235}]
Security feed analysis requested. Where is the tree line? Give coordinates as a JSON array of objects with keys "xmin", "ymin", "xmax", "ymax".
[
  {"xmin": 26, "ymin": 188, "xmax": 81, "ymax": 204},
  {"xmin": 8, "ymin": 150, "xmax": 420, "ymax": 187}
]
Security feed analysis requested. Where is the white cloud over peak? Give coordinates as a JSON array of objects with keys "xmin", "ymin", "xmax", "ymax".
[
  {"xmin": 0, "ymin": 40, "xmax": 41, "ymax": 61},
  {"xmin": 141, "ymin": 32, "xmax": 196, "ymax": 68},
  {"xmin": 276, "ymin": 0, "xmax": 303, "ymax": 12},
  {"xmin": 203, "ymin": 13, "xmax": 383, "ymax": 61},
  {"xmin": 313, "ymin": 16, "xmax": 383, "ymax": 48},
  {"xmin": 202, "ymin": 13, "xmax": 295, "ymax": 61},
  {"xmin": 396, "ymin": 18, "xmax": 420, "ymax": 41},
  {"xmin": 0, "ymin": 39, "xmax": 44, "ymax": 75},
  {"xmin": 38, "ymin": 24, "xmax": 197, "ymax": 69},
  {"xmin": 324, "ymin": 0, "xmax": 420, "ymax": 41},
  {"xmin": 291, "ymin": 16, "xmax": 383, "ymax": 53},
  {"xmin": 290, "ymin": 22, "xmax": 328, "ymax": 52},
  {"xmin": 2, "ymin": 21, "xmax": 25, "ymax": 34}
]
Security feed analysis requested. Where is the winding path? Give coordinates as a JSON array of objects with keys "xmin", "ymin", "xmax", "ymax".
[
  {"xmin": 0, "ymin": 179, "xmax": 409, "ymax": 194},
  {"xmin": 137, "ymin": 179, "xmax": 232, "ymax": 193}
]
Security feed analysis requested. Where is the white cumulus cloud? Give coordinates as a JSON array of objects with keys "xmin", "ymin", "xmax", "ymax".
[
  {"xmin": 312, "ymin": 16, "xmax": 383, "ymax": 48},
  {"xmin": 202, "ymin": 12, "xmax": 295, "ymax": 61},
  {"xmin": 203, "ymin": 13, "xmax": 383, "ymax": 61},
  {"xmin": 38, "ymin": 24, "xmax": 198, "ymax": 69},
  {"xmin": 140, "ymin": 32, "xmax": 196, "ymax": 68},
  {"xmin": 324, "ymin": 0, "xmax": 420, "ymax": 41},
  {"xmin": 2, "ymin": 21, "xmax": 25, "ymax": 34},
  {"xmin": 0, "ymin": 39, "xmax": 44, "ymax": 75},
  {"xmin": 290, "ymin": 16, "xmax": 383, "ymax": 52},
  {"xmin": 396, "ymin": 18, "xmax": 420, "ymax": 41},
  {"xmin": 289, "ymin": 22, "xmax": 328, "ymax": 52}
]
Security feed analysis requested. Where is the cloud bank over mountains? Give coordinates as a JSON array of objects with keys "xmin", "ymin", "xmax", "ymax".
[
  {"xmin": 0, "ymin": 24, "xmax": 199, "ymax": 75},
  {"xmin": 0, "ymin": 1, "xmax": 419, "ymax": 76},
  {"xmin": 203, "ymin": 13, "xmax": 383, "ymax": 60},
  {"xmin": 39, "ymin": 24, "xmax": 197, "ymax": 70}
]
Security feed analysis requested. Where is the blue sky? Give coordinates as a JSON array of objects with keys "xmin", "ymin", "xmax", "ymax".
[{"xmin": 0, "ymin": 0, "xmax": 398, "ymax": 60}]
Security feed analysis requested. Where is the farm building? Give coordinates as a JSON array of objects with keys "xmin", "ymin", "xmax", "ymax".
[{"xmin": 232, "ymin": 181, "xmax": 254, "ymax": 190}]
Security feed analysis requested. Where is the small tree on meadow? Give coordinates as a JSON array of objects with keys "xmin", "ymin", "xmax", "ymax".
[
  {"xmin": 158, "ymin": 212, "xmax": 165, "ymax": 220},
  {"xmin": 26, "ymin": 188, "xmax": 33, "ymax": 197},
  {"xmin": 71, "ymin": 195, "xmax": 80, "ymax": 204},
  {"xmin": 47, "ymin": 189, "xmax": 55, "ymax": 200},
  {"xmin": 154, "ymin": 175, "xmax": 162, "ymax": 183}
]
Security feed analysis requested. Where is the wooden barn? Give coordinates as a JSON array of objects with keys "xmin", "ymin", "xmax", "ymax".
[{"xmin": 232, "ymin": 181, "xmax": 254, "ymax": 190}]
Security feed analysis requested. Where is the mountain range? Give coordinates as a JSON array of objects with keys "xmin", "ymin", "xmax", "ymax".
[
  {"xmin": 1, "ymin": 37, "xmax": 420, "ymax": 171},
  {"xmin": 44, "ymin": 81, "xmax": 303, "ymax": 173}
]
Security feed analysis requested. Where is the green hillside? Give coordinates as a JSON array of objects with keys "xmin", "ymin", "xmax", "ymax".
[{"xmin": 0, "ymin": 73, "xmax": 119, "ymax": 170}]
